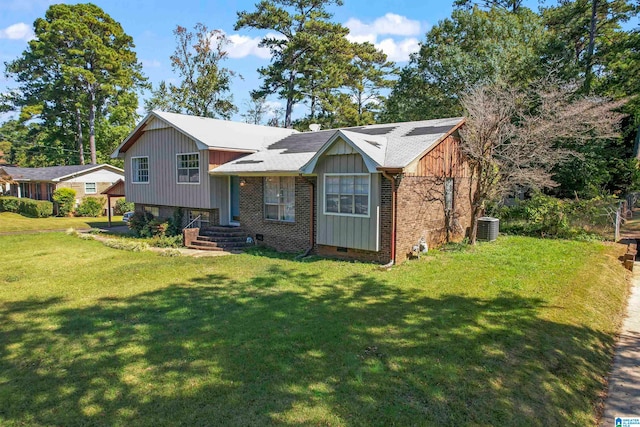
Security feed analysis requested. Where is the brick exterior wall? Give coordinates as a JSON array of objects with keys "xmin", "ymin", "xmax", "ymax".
[
  {"xmin": 394, "ymin": 175, "xmax": 473, "ymax": 264},
  {"xmin": 240, "ymin": 176, "xmax": 314, "ymax": 253},
  {"xmin": 57, "ymin": 181, "xmax": 112, "ymax": 201},
  {"xmin": 133, "ymin": 203, "xmax": 218, "ymax": 227}
]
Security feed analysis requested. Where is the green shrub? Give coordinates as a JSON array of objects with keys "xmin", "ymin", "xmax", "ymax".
[
  {"xmin": 166, "ymin": 208, "xmax": 184, "ymax": 236},
  {"xmin": 127, "ymin": 210, "xmax": 171, "ymax": 238},
  {"xmin": 142, "ymin": 219, "xmax": 168, "ymax": 238},
  {"xmin": 150, "ymin": 234, "xmax": 183, "ymax": 248},
  {"xmin": 76, "ymin": 197, "xmax": 105, "ymax": 217},
  {"xmin": 127, "ymin": 211, "xmax": 153, "ymax": 236},
  {"xmin": 496, "ymin": 192, "xmax": 617, "ymax": 240},
  {"xmin": 0, "ymin": 196, "xmax": 20, "ymax": 212},
  {"xmin": 114, "ymin": 199, "xmax": 134, "ymax": 215},
  {"xmin": 0, "ymin": 197, "xmax": 53, "ymax": 217},
  {"xmin": 52, "ymin": 188, "xmax": 76, "ymax": 217},
  {"xmin": 18, "ymin": 198, "xmax": 53, "ymax": 218}
]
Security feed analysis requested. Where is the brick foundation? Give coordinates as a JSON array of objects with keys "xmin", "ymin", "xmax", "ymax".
[
  {"xmin": 240, "ymin": 176, "xmax": 314, "ymax": 253},
  {"xmin": 133, "ymin": 204, "xmax": 219, "ymax": 226}
]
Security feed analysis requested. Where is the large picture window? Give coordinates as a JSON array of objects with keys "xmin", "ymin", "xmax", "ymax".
[
  {"xmin": 132, "ymin": 157, "xmax": 149, "ymax": 183},
  {"xmin": 325, "ymin": 174, "xmax": 369, "ymax": 216},
  {"xmin": 177, "ymin": 153, "xmax": 200, "ymax": 184},
  {"xmin": 264, "ymin": 176, "xmax": 295, "ymax": 222}
]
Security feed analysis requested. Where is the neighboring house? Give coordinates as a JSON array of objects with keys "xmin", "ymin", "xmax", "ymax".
[
  {"xmin": 0, "ymin": 168, "xmax": 13, "ymax": 195},
  {"xmin": 0, "ymin": 164, "xmax": 124, "ymax": 212},
  {"xmin": 114, "ymin": 111, "xmax": 473, "ymax": 264}
]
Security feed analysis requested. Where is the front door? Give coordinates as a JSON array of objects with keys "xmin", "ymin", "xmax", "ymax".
[{"xmin": 230, "ymin": 176, "xmax": 240, "ymax": 225}]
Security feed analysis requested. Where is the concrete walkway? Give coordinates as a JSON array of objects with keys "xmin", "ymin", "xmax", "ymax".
[{"xmin": 601, "ymin": 262, "xmax": 640, "ymax": 426}]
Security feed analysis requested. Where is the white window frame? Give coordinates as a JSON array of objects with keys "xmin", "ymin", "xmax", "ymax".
[
  {"xmin": 176, "ymin": 152, "xmax": 200, "ymax": 185},
  {"xmin": 131, "ymin": 156, "xmax": 149, "ymax": 184},
  {"xmin": 85, "ymin": 182, "xmax": 97, "ymax": 194},
  {"xmin": 323, "ymin": 173, "xmax": 371, "ymax": 218},
  {"xmin": 264, "ymin": 176, "xmax": 295, "ymax": 223}
]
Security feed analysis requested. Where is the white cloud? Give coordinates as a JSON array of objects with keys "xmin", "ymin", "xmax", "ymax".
[
  {"xmin": 226, "ymin": 34, "xmax": 271, "ymax": 59},
  {"xmin": 263, "ymin": 100, "xmax": 283, "ymax": 117},
  {"xmin": 344, "ymin": 14, "xmax": 424, "ymax": 62},
  {"xmin": 0, "ymin": 22, "xmax": 34, "ymax": 41},
  {"xmin": 346, "ymin": 13, "xmax": 422, "ymax": 39},
  {"xmin": 141, "ymin": 59, "xmax": 161, "ymax": 68},
  {"xmin": 375, "ymin": 37, "xmax": 420, "ymax": 62}
]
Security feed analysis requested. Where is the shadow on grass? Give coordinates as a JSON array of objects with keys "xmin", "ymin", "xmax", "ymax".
[{"xmin": 0, "ymin": 268, "xmax": 614, "ymax": 426}]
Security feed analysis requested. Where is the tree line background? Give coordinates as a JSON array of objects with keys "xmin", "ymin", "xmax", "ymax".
[{"xmin": 1, "ymin": 0, "xmax": 639, "ymax": 201}]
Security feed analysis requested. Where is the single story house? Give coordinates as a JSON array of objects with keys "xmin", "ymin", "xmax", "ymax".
[
  {"xmin": 113, "ymin": 111, "xmax": 473, "ymax": 264},
  {"xmin": 0, "ymin": 164, "xmax": 125, "ymax": 212}
]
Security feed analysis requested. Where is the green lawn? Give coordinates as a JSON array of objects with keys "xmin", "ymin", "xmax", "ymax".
[
  {"xmin": 0, "ymin": 212, "xmax": 124, "ymax": 233},
  {"xmin": 0, "ymin": 233, "xmax": 629, "ymax": 426}
]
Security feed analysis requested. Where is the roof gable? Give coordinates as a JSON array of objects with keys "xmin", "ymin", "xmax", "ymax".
[
  {"xmin": 0, "ymin": 164, "xmax": 123, "ymax": 182},
  {"xmin": 112, "ymin": 111, "xmax": 298, "ymax": 158},
  {"xmin": 300, "ymin": 130, "xmax": 387, "ymax": 174}
]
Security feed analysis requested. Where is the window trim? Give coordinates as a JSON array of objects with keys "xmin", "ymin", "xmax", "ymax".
[
  {"xmin": 176, "ymin": 152, "xmax": 200, "ymax": 185},
  {"xmin": 444, "ymin": 177, "xmax": 454, "ymax": 212},
  {"xmin": 85, "ymin": 182, "xmax": 97, "ymax": 194},
  {"xmin": 263, "ymin": 176, "xmax": 296, "ymax": 223},
  {"xmin": 323, "ymin": 173, "xmax": 371, "ymax": 218},
  {"xmin": 131, "ymin": 156, "xmax": 149, "ymax": 184},
  {"xmin": 143, "ymin": 205, "xmax": 159, "ymax": 217}
]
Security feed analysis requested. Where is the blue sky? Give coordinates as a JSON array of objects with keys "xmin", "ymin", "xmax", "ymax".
[{"xmin": 0, "ymin": 0, "xmax": 635, "ymax": 123}]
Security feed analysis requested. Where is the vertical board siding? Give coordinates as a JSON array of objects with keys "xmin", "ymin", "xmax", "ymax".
[
  {"xmin": 412, "ymin": 135, "xmax": 470, "ymax": 178},
  {"xmin": 209, "ymin": 151, "xmax": 248, "ymax": 168},
  {"xmin": 124, "ymin": 127, "xmax": 224, "ymax": 210},
  {"xmin": 145, "ymin": 118, "xmax": 170, "ymax": 130},
  {"xmin": 213, "ymin": 175, "xmax": 230, "ymax": 225},
  {"xmin": 326, "ymin": 139, "xmax": 356, "ymax": 156},
  {"xmin": 316, "ymin": 151, "xmax": 380, "ymax": 252}
]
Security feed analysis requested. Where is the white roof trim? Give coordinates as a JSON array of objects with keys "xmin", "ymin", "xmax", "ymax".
[
  {"xmin": 300, "ymin": 131, "xmax": 382, "ymax": 174},
  {"xmin": 53, "ymin": 164, "xmax": 125, "ymax": 182},
  {"xmin": 111, "ymin": 111, "xmax": 154, "ymax": 158}
]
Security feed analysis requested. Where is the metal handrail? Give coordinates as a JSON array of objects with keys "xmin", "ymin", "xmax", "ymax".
[{"xmin": 184, "ymin": 215, "xmax": 202, "ymax": 230}]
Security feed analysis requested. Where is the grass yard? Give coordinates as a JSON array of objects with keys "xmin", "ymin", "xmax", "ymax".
[
  {"xmin": 0, "ymin": 212, "xmax": 124, "ymax": 233},
  {"xmin": 0, "ymin": 233, "xmax": 629, "ymax": 426}
]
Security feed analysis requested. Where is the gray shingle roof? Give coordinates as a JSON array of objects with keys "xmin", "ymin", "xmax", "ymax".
[
  {"xmin": 112, "ymin": 111, "xmax": 298, "ymax": 158},
  {"xmin": 0, "ymin": 164, "xmax": 121, "ymax": 182},
  {"xmin": 212, "ymin": 117, "xmax": 465, "ymax": 174}
]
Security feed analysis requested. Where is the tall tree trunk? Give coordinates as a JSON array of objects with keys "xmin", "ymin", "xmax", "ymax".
[
  {"xmin": 88, "ymin": 88, "xmax": 97, "ymax": 164},
  {"xmin": 584, "ymin": 0, "xmax": 598, "ymax": 94},
  {"xmin": 310, "ymin": 94, "xmax": 316, "ymax": 120},
  {"xmin": 75, "ymin": 107, "xmax": 85, "ymax": 165},
  {"xmin": 285, "ymin": 71, "xmax": 295, "ymax": 128}
]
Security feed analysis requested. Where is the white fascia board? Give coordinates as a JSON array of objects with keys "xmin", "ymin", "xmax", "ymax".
[
  {"xmin": 300, "ymin": 131, "xmax": 380, "ymax": 174},
  {"xmin": 111, "ymin": 111, "xmax": 156, "ymax": 158},
  {"xmin": 53, "ymin": 165, "xmax": 125, "ymax": 182}
]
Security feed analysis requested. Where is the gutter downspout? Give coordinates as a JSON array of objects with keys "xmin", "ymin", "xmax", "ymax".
[
  {"xmin": 381, "ymin": 171, "xmax": 398, "ymax": 269},
  {"xmin": 296, "ymin": 175, "xmax": 315, "ymax": 259}
]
